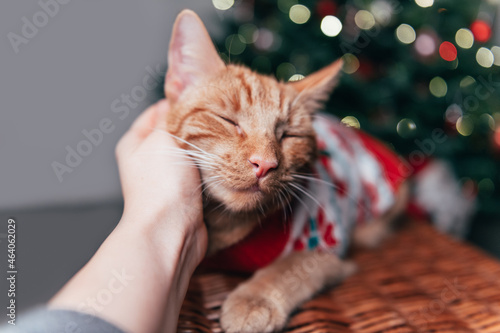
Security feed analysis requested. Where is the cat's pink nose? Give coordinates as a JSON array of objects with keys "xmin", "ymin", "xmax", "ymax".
[{"xmin": 248, "ymin": 155, "xmax": 278, "ymax": 179}]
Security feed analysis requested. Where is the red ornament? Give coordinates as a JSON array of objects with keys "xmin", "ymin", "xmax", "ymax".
[
  {"xmin": 470, "ymin": 20, "xmax": 492, "ymax": 43},
  {"xmin": 439, "ymin": 41, "xmax": 457, "ymax": 61},
  {"xmin": 316, "ymin": 0, "xmax": 337, "ymax": 17}
]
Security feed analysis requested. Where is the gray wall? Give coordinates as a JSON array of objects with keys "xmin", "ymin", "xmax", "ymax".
[{"xmin": 0, "ymin": 0, "xmax": 223, "ymax": 210}]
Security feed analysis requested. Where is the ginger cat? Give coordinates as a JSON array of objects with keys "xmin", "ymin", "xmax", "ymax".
[{"xmin": 163, "ymin": 10, "xmax": 472, "ymax": 333}]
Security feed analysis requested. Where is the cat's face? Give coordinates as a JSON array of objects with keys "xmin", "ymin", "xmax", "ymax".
[
  {"xmin": 166, "ymin": 65, "xmax": 317, "ymax": 212},
  {"xmin": 164, "ymin": 10, "xmax": 342, "ymax": 214}
]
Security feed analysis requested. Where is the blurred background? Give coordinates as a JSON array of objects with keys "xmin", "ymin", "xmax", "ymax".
[
  {"xmin": 212, "ymin": 0, "xmax": 500, "ymax": 231},
  {"xmin": 1, "ymin": 0, "xmax": 499, "ymax": 320},
  {"xmin": 210, "ymin": 0, "xmax": 500, "ymax": 255}
]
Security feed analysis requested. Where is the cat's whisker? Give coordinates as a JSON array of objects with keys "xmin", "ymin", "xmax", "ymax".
[
  {"xmin": 153, "ymin": 129, "xmax": 221, "ymax": 160},
  {"xmin": 152, "ymin": 154, "xmax": 219, "ymax": 171},
  {"xmin": 282, "ymin": 187, "xmax": 293, "ymax": 217},
  {"xmin": 292, "ymin": 172, "xmax": 351, "ymax": 197},
  {"xmin": 212, "ymin": 201, "xmax": 227, "ymax": 212},
  {"xmin": 202, "ymin": 179, "xmax": 225, "ymax": 197},
  {"xmin": 192, "ymin": 179, "xmax": 212, "ymax": 197},
  {"xmin": 291, "ymin": 173, "xmax": 372, "ymax": 216},
  {"xmin": 138, "ymin": 148, "xmax": 220, "ymax": 169},
  {"xmin": 284, "ymin": 185, "xmax": 294, "ymax": 209},
  {"xmin": 276, "ymin": 187, "xmax": 288, "ymax": 222},
  {"xmin": 183, "ymin": 159, "xmax": 218, "ymax": 170},
  {"xmin": 164, "ymin": 155, "xmax": 216, "ymax": 164},
  {"xmin": 165, "ymin": 161, "xmax": 218, "ymax": 171},
  {"xmin": 289, "ymin": 182, "xmax": 324, "ymax": 211},
  {"xmin": 282, "ymin": 183, "xmax": 313, "ymax": 216},
  {"xmin": 276, "ymin": 186, "xmax": 289, "ymax": 211},
  {"xmin": 194, "ymin": 175, "xmax": 223, "ymax": 194},
  {"xmin": 291, "ymin": 174, "xmax": 340, "ymax": 190},
  {"xmin": 203, "ymin": 178, "xmax": 224, "ymax": 192},
  {"xmin": 258, "ymin": 202, "xmax": 265, "ymax": 217},
  {"xmin": 151, "ymin": 147, "xmax": 220, "ymax": 166},
  {"xmin": 162, "ymin": 159, "xmax": 215, "ymax": 167},
  {"xmin": 183, "ymin": 150, "xmax": 220, "ymax": 163}
]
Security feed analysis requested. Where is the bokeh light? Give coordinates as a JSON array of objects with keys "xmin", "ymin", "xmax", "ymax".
[
  {"xmin": 478, "ymin": 178, "xmax": 495, "ymax": 196},
  {"xmin": 238, "ymin": 24, "xmax": 258, "ymax": 44},
  {"xmin": 479, "ymin": 113, "xmax": 495, "ymax": 130},
  {"xmin": 341, "ymin": 116, "xmax": 361, "ymax": 129},
  {"xmin": 429, "ymin": 77, "xmax": 447, "ymax": 97},
  {"xmin": 277, "ymin": 62, "xmax": 296, "ymax": 80},
  {"xmin": 491, "ymin": 46, "xmax": 500, "ymax": 66},
  {"xmin": 456, "ymin": 116, "xmax": 474, "ymax": 136},
  {"xmin": 460, "ymin": 75, "xmax": 476, "ymax": 88},
  {"xmin": 342, "ymin": 53, "xmax": 360, "ymax": 74},
  {"xmin": 415, "ymin": 33, "xmax": 436, "ymax": 56},
  {"xmin": 495, "ymin": 127, "xmax": 500, "ymax": 148},
  {"xmin": 288, "ymin": 74, "xmax": 305, "ymax": 82},
  {"xmin": 439, "ymin": 41, "xmax": 457, "ymax": 61},
  {"xmin": 289, "ymin": 4, "xmax": 311, "ymax": 24},
  {"xmin": 455, "ymin": 28, "xmax": 474, "ymax": 49},
  {"xmin": 225, "ymin": 34, "xmax": 246, "ymax": 55},
  {"xmin": 254, "ymin": 28, "xmax": 276, "ymax": 50},
  {"xmin": 448, "ymin": 58, "xmax": 459, "ymax": 70},
  {"xmin": 397, "ymin": 118, "xmax": 417, "ymax": 138},
  {"xmin": 415, "ymin": 0, "xmax": 434, "ymax": 8},
  {"xmin": 396, "ymin": 24, "xmax": 416, "ymax": 44},
  {"xmin": 476, "ymin": 47, "xmax": 494, "ymax": 68},
  {"xmin": 470, "ymin": 20, "xmax": 492, "ymax": 43},
  {"xmin": 354, "ymin": 10, "xmax": 376, "ymax": 30},
  {"xmin": 278, "ymin": 0, "xmax": 298, "ymax": 13},
  {"xmin": 371, "ymin": 0, "xmax": 394, "ymax": 25},
  {"xmin": 445, "ymin": 104, "xmax": 462, "ymax": 124},
  {"xmin": 212, "ymin": 0, "xmax": 234, "ymax": 10},
  {"xmin": 320, "ymin": 15, "xmax": 342, "ymax": 37}
]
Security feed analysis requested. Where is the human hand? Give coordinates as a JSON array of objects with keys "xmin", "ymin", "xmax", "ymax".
[
  {"xmin": 115, "ymin": 99, "xmax": 207, "ymax": 263},
  {"xmin": 48, "ymin": 101, "xmax": 207, "ymax": 333}
]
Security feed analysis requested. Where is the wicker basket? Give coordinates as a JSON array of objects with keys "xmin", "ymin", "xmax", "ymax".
[{"xmin": 178, "ymin": 221, "xmax": 500, "ymax": 332}]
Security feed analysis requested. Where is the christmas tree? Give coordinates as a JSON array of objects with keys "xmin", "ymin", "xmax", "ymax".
[{"xmin": 212, "ymin": 0, "xmax": 500, "ymax": 222}]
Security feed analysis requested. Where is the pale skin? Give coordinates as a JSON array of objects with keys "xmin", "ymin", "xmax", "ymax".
[{"xmin": 49, "ymin": 100, "xmax": 208, "ymax": 333}]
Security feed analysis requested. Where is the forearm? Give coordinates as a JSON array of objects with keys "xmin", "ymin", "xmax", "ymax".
[{"xmin": 49, "ymin": 211, "xmax": 203, "ymax": 333}]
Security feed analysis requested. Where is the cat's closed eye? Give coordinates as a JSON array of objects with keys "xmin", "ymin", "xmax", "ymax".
[
  {"xmin": 218, "ymin": 115, "xmax": 238, "ymax": 127},
  {"xmin": 280, "ymin": 133, "xmax": 304, "ymax": 142},
  {"xmin": 218, "ymin": 115, "xmax": 243, "ymax": 135}
]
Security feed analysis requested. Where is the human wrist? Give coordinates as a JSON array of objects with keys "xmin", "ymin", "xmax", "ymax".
[
  {"xmin": 118, "ymin": 204, "xmax": 207, "ymax": 269},
  {"xmin": 121, "ymin": 193, "xmax": 203, "ymax": 230}
]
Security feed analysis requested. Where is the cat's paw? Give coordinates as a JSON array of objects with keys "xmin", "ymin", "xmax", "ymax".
[{"xmin": 220, "ymin": 291, "xmax": 287, "ymax": 333}]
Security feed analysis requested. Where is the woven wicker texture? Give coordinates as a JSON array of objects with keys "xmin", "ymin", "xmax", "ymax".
[{"xmin": 178, "ymin": 222, "xmax": 500, "ymax": 332}]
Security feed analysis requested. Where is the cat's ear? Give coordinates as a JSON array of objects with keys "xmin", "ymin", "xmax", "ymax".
[
  {"xmin": 290, "ymin": 59, "xmax": 343, "ymax": 109},
  {"xmin": 165, "ymin": 10, "xmax": 225, "ymax": 103}
]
